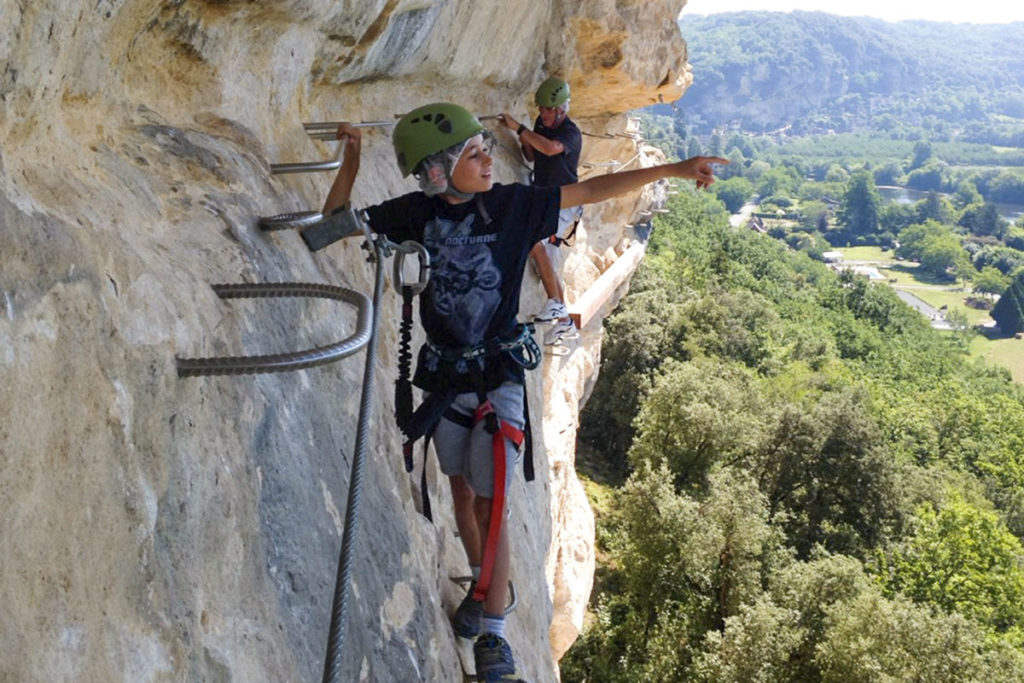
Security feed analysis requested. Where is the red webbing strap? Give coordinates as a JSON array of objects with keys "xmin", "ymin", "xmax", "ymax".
[{"xmin": 472, "ymin": 418, "xmax": 524, "ymax": 603}]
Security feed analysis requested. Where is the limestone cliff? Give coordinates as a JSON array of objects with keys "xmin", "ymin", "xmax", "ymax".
[{"xmin": 0, "ymin": 2, "xmax": 690, "ymax": 681}]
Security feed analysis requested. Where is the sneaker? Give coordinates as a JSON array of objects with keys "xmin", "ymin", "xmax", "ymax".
[
  {"xmin": 474, "ymin": 633, "xmax": 521, "ymax": 682},
  {"xmin": 544, "ymin": 318, "xmax": 579, "ymax": 345},
  {"xmin": 452, "ymin": 584, "xmax": 484, "ymax": 639},
  {"xmin": 533, "ymin": 298, "xmax": 568, "ymax": 324}
]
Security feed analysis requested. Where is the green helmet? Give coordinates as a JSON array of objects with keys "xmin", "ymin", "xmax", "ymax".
[
  {"xmin": 535, "ymin": 77, "xmax": 570, "ymax": 108},
  {"xmin": 392, "ymin": 103, "xmax": 485, "ymax": 177}
]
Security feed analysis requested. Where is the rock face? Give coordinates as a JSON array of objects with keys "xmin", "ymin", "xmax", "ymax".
[{"xmin": 0, "ymin": 2, "xmax": 689, "ymax": 681}]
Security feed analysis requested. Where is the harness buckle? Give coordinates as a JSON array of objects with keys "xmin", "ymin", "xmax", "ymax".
[{"xmin": 474, "ymin": 400, "xmax": 500, "ymax": 435}]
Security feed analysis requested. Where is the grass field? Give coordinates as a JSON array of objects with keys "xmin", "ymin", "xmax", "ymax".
[
  {"xmin": 831, "ymin": 249, "xmax": 1018, "ymax": 381},
  {"xmin": 839, "ymin": 245, "xmax": 897, "ymax": 263},
  {"xmin": 970, "ymin": 334, "xmax": 1024, "ymax": 383}
]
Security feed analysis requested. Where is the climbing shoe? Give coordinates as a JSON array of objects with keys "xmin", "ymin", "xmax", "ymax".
[
  {"xmin": 473, "ymin": 633, "xmax": 522, "ymax": 682},
  {"xmin": 543, "ymin": 318, "xmax": 579, "ymax": 345},
  {"xmin": 533, "ymin": 298, "xmax": 568, "ymax": 324},
  {"xmin": 453, "ymin": 586, "xmax": 484, "ymax": 638}
]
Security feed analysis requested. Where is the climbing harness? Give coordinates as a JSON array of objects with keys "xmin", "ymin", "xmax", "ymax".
[
  {"xmin": 176, "ymin": 231, "xmax": 427, "ymax": 683},
  {"xmin": 394, "ymin": 288, "xmax": 540, "ymax": 612}
]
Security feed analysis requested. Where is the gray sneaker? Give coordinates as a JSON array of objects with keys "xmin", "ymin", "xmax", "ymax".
[
  {"xmin": 473, "ymin": 633, "xmax": 522, "ymax": 682},
  {"xmin": 453, "ymin": 584, "xmax": 484, "ymax": 638},
  {"xmin": 544, "ymin": 318, "xmax": 579, "ymax": 345},
  {"xmin": 533, "ymin": 298, "xmax": 568, "ymax": 324}
]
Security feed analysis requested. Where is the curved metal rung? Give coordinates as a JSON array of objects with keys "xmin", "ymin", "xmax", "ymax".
[
  {"xmin": 448, "ymin": 577, "xmax": 518, "ymax": 616},
  {"xmin": 259, "ymin": 210, "xmax": 323, "ymax": 231},
  {"xmin": 270, "ymin": 142, "xmax": 343, "ymax": 175},
  {"xmin": 175, "ymin": 282, "xmax": 371, "ymax": 377},
  {"xmin": 392, "ymin": 240, "xmax": 430, "ymax": 296}
]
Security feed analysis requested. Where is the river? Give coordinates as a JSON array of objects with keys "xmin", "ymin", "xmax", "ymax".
[{"xmin": 876, "ymin": 185, "xmax": 1024, "ymax": 223}]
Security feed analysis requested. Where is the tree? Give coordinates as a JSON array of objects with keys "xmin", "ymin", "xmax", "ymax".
[
  {"xmin": 824, "ymin": 163, "xmax": 850, "ymax": 183},
  {"xmin": 953, "ymin": 180, "xmax": 984, "ymax": 210},
  {"xmin": 873, "ymin": 160, "xmax": 905, "ymax": 186},
  {"xmin": 909, "ymin": 140, "xmax": 934, "ymax": 170},
  {"xmin": 919, "ymin": 233, "xmax": 968, "ymax": 279},
  {"xmin": 629, "ymin": 359, "xmax": 766, "ymax": 489},
  {"xmin": 713, "ymin": 177, "xmax": 755, "ymax": 212},
  {"xmin": 798, "ymin": 200, "xmax": 830, "ymax": 233},
  {"xmin": 960, "ymin": 202, "xmax": 1008, "ymax": 239},
  {"xmin": 757, "ymin": 166, "xmax": 800, "ymax": 198},
  {"xmin": 723, "ymin": 148, "xmax": 747, "ymax": 180},
  {"xmin": 896, "ymin": 220, "xmax": 951, "ymax": 261},
  {"xmin": 687, "ymin": 136, "xmax": 704, "ymax": 159},
  {"xmin": 881, "ymin": 496, "xmax": 1024, "ymax": 640},
  {"xmin": 915, "ymin": 191, "xmax": 953, "ymax": 225},
  {"xmin": 973, "ymin": 266, "xmax": 1010, "ymax": 298},
  {"xmin": 991, "ymin": 270, "xmax": 1024, "ymax": 334},
  {"xmin": 838, "ymin": 171, "xmax": 881, "ymax": 239},
  {"xmin": 905, "ymin": 161, "xmax": 950, "ymax": 192}
]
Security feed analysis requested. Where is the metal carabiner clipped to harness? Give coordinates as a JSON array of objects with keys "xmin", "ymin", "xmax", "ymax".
[{"xmin": 391, "ymin": 240, "xmax": 430, "ymax": 296}]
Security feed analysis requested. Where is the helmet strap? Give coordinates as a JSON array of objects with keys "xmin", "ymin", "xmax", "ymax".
[{"xmin": 441, "ymin": 139, "xmax": 476, "ymax": 201}]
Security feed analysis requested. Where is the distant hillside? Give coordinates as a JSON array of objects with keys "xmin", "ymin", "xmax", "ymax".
[{"xmin": 673, "ymin": 11, "xmax": 1024, "ymax": 143}]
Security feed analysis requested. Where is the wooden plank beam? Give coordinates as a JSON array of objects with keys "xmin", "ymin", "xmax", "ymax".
[{"xmin": 568, "ymin": 241, "xmax": 647, "ymax": 330}]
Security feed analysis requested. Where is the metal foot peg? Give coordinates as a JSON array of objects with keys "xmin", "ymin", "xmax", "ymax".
[
  {"xmin": 301, "ymin": 208, "xmax": 371, "ymax": 252},
  {"xmin": 175, "ymin": 282, "xmax": 371, "ymax": 377},
  {"xmin": 259, "ymin": 210, "xmax": 323, "ymax": 231}
]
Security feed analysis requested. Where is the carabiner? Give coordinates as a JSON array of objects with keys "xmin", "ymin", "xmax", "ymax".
[{"xmin": 392, "ymin": 240, "xmax": 430, "ymax": 296}]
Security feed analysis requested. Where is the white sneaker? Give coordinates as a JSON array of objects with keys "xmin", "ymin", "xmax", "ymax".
[
  {"xmin": 544, "ymin": 319, "xmax": 579, "ymax": 345},
  {"xmin": 533, "ymin": 299, "xmax": 568, "ymax": 324}
]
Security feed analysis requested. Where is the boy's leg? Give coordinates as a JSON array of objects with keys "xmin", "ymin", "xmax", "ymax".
[
  {"xmin": 435, "ymin": 405, "xmax": 487, "ymax": 638},
  {"xmin": 450, "ymin": 474, "xmax": 481, "ymax": 564},
  {"xmin": 473, "ymin": 495, "xmax": 510, "ymax": 616}
]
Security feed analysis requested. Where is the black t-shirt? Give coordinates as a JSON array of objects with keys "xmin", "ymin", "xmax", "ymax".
[
  {"xmin": 532, "ymin": 116, "xmax": 582, "ymax": 188},
  {"xmin": 365, "ymin": 183, "xmax": 560, "ymax": 392}
]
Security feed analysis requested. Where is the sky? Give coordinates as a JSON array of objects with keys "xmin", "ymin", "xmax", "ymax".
[{"xmin": 681, "ymin": 0, "xmax": 1024, "ymax": 25}]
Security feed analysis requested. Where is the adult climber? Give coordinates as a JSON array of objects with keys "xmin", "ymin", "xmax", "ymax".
[{"xmin": 498, "ymin": 77, "xmax": 582, "ymax": 346}]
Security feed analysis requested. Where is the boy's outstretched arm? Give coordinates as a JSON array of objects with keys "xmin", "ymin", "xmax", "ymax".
[
  {"xmin": 321, "ymin": 123, "xmax": 363, "ymax": 215},
  {"xmin": 559, "ymin": 156, "xmax": 727, "ymax": 209}
]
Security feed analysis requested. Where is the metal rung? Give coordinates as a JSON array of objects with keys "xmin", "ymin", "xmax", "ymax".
[
  {"xmin": 270, "ymin": 143, "xmax": 343, "ymax": 175},
  {"xmin": 176, "ymin": 282, "xmax": 371, "ymax": 377},
  {"xmin": 279, "ymin": 114, "xmax": 510, "ymax": 173},
  {"xmin": 304, "ymin": 120, "xmax": 396, "ymax": 131}
]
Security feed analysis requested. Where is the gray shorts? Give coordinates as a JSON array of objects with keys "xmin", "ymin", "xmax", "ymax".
[
  {"xmin": 430, "ymin": 382, "xmax": 525, "ymax": 498},
  {"xmin": 542, "ymin": 205, "xmax": 583, "ymax": 264}
]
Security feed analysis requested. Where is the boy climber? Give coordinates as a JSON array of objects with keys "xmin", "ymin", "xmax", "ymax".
[
  {"xmin": 498, "ymin": 77, "xmax": 582, "ymax": 346},
  {"xmin": 305, "ymin": 103, "xmax": 724, "ymax": 682}
]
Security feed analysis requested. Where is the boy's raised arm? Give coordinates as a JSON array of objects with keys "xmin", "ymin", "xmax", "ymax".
[
  {"xmin": 559, "ymin": 155, "xmax": 728, "ymax": 209},
  {"xmin": 321, "ymin": 123, "xmax": 363, "ymax": 215}
]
